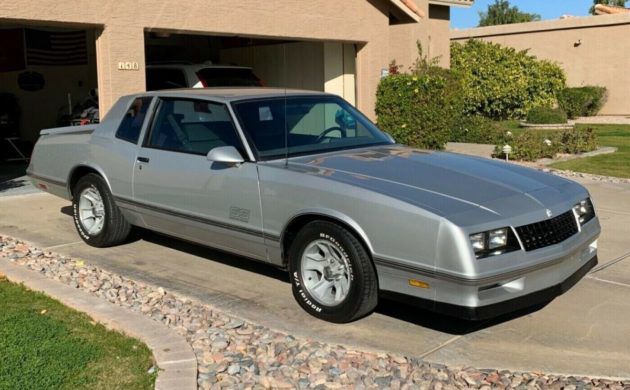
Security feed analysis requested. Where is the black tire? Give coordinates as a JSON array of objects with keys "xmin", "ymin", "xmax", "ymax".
[
  {"xmin": 288, "ymin": 221, "xmax": 378, "ymax": 323},
  {"xmin": 72, "ymin": 173, "xmax": 131, "ymax": 247}
]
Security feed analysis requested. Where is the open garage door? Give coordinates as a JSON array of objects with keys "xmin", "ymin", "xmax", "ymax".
[
  {"xmin": 144, "ymin": 32, "xmax": 356, "ymax": 104},
  {"xmin": 0, "ymin": 23, "xmax": 98, "ymax": 190}
]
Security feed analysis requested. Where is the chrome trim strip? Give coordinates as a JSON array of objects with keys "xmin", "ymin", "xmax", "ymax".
[
  {"xmin": 114, "ymin": 196, "xmax": 281, "ymax": 242},
  {"xmin": 374, "ymin": 249, "xmax": 581, "ymax": 286}
]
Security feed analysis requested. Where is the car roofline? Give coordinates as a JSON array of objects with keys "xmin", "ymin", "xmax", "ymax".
[{"xmin": 125, "ymin": 88, "xmax": 335, "ymax": 103}]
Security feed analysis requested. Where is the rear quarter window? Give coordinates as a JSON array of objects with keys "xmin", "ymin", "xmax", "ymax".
[{"xmin": 115, "ymin": 97, "xmax": 153, "ymax": 144}]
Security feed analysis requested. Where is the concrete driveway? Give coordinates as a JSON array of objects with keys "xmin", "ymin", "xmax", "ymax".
[{"xmin": 1, "ymin": 177, "xmax": 629, "ymax": 379}]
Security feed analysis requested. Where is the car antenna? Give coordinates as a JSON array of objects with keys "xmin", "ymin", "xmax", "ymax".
[{"xmin": 283, "ymin": 43, "xmax": 289, "ymax": 168}]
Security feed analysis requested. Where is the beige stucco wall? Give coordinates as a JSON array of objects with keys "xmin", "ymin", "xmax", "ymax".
[
  {"xmin": 451, "ymin": 13, "xmax": 630, "ymax": 115},
  {"xmin": 387, "ymin": 2, "xmax": 451, "ymax": 69}
]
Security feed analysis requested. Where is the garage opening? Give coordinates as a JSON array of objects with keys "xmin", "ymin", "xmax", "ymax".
[
  {"xmin": 0, "ymin": 23, "xmax": 98, "ymax": 191},
  {"xmin": 144, "ymin": 31, "xmax": 356, "ymax": 104}
]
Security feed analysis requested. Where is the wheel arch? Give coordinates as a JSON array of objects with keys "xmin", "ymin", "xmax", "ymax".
[
  {"xmin": 67, "ymin": 164, "xmax": 112, "ymax": 198},
  {"xmin": 280, "ymin": 210, "xmax": 375, "ymax": 267}
]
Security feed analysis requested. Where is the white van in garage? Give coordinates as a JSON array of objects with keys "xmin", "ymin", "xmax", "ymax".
[{"xmin": 146, "ymin": 62, "xmax": 263, "ymax": 90}]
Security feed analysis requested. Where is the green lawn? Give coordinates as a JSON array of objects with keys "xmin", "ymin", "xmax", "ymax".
[
  {"xmin": 490, "ymin": 122, "xmax": 630, "ymax": 178},
  {"xmin": 549, "ymin": 124, "xmax": 630, "ymax": 179},
  {"xmin": 0, "ymin": 279, "xmax": 156, "ymax": 390}
]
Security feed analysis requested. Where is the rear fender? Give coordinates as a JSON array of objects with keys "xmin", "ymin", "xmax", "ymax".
[{"xmin": 67, "ymin": 163, "xmax": 112, "ymax": 197}]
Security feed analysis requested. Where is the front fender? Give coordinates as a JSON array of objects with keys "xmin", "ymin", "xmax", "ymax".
[{"xmin": 282, "ymin": 208, "xmax": 375, "ymax": 255}]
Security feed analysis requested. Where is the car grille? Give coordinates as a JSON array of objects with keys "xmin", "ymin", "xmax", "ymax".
[{"xmin": 515, "ymin": 210, "xmax": 578, "ymax": 251}]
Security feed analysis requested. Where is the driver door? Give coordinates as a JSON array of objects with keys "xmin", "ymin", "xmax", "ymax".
[{"xmin": 132, "ymin": 97, "xmax": 266, "ymax": 260}]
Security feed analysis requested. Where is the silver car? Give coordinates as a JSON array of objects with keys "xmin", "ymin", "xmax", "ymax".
[{"xmin": 27, "ymin": 88, "xmax": 600, "ymax": 323}]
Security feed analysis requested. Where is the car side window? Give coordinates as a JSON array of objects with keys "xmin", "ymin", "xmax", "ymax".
[
  {"xmin": 115, "ymin": 97, "xmax": 153, "ymax": 144},
  {"xmin": 144, "ymin": 98, "xmax": 245, "ymax": 157}
]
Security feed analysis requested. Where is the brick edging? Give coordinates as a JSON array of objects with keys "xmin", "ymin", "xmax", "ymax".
[{"xmin": 0, "ymin": 261, "xmax": 197, "ymax": 390}]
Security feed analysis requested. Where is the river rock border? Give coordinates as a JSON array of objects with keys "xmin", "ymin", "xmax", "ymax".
[
  {"xmin": 1, "ymin": 235, "xmax": 628, "ymax": 390},
  {"xmin": 537, "ymin": 166, "xmax": 629, "ymax": 185}
]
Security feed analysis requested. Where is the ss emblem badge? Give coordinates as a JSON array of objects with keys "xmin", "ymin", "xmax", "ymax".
[{"xmin": 546, "ymin": 209, "xmax": 553, "ymax": 218}]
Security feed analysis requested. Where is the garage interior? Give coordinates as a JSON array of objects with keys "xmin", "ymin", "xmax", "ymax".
[
  {"xmin": 0, "ymin": 23, "xmax": 98, "ymax": 190},
  {"xmin": 144, "ymin": 31, "xmax": 357, "ymax": 104}
]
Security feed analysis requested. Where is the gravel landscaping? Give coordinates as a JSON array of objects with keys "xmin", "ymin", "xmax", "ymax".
[
  {"xmin": 1, "ymin": 235, "xmax": 629, "ymax": 390},
  {"xmin": 516, "ymin": 164, "xmax": 630, "ymax": 185},
  {"xmin": 543, "ymin": 167, "xmax": 630, "ymax": 185}
]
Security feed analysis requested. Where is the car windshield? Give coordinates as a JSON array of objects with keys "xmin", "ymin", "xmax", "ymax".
[
  {"xmin": 232, "ymin": 96, "xmax": 393, "ymax": 160},
  {"xmin": 196, "ymin": 68, "xmax": 262, "ymax": 87}
]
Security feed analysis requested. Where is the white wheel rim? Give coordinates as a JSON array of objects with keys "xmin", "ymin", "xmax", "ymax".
[
  {"xmin": 300, "ymin": 239, "xmax": 351, "ymax": 306},
  {"xmin": 78, "ymin": 186, "xmax": 105, "ymax": 236}
]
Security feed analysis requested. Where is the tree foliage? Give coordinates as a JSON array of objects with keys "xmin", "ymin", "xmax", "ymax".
[
  {"xmin": 478, "ymin": 0, "xmax": 541, "ymax": 27},
  {"xmin": 451, "ymin": 40, "xmax": 566, "ymax": 119},
  {"xmin": 590, "ymin": 0, "xmax": 627, "ymax": 14}
]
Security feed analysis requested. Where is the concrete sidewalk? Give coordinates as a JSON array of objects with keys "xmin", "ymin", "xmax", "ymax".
[{"xmin": 1, "ymin": 179, "xmax": 629, "ymax": 378}]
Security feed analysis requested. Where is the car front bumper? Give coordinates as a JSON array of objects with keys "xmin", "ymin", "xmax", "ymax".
[
  {"xmin": 382, "ymin": 254, "xmax": 597, "ymax": 320},
  {"xmin": 378, "ymin": 218, "xmax": 600, "ymax": 320}
]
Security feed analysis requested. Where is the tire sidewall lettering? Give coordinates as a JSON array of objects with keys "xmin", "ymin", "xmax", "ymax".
[
  {"xmin": 318, "ymin": 232, "xmax": 354, "ymax": 282},
  {"xmin": 292, "ymin": 232, "xmax": 354, "ymax": 314},
  {"xmin": 73, "ymin": 201, "xmax": 92, "ymax": 240},
  {"xmin": 73, "ymin": 182, "xmax": 105, "ymax": 241}
]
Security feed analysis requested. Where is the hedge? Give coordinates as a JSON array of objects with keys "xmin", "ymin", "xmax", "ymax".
[
  {"xmin": 526, "ymin": 107, "xmax": 568, "ymax": 124},
  {"xmin": 376, "ymin": 63, "xmax": 464, "ymax": 150},
  {"xmin": 557, "ymin": 86, "xmax": 607, "ymax": 119},
  {"xmin": 493, "ymin": 127, "xmax": 597, "ymax": 161},
  {"xmin": 451, "ymin": 40, "xmax": 566, "ymax": 120},
  {"xmin": 450, "ymin": 115, "xmax": 505, "ymax": 144}
]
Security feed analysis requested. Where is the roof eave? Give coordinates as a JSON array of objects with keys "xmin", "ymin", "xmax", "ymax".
[
  {"xmin": 429, "ymin": 0, "xmax": 474, "ymax": 8},
  {"xmin": 390, "ymin": 0, "xmax": 423, "ymax": 22}
]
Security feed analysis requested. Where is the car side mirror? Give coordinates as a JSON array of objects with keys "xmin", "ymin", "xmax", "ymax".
[{"xmin": 206, "ymin": 146, "xmax": 245, "ymax": 166}]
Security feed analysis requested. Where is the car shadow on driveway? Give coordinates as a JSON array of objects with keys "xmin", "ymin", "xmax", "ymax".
[
  {"xmin": 376, "ymin": 298, "xmax": 549, "ymax": 335},
  {"xmin": 60, "ymin": 205, "xmax": 549, "ymax": 335},
  {"xmin": 137, "ymin": 227, "xmax": 291, "ymax": 283},
  {"xmin": 138, "ymin": 225, "xmax": 552, "ymax": 335}
]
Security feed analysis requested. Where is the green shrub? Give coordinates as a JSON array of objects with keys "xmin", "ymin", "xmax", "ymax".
[
  {"xmin": 451, "ymin": 40, "xmax": 566, "ymax": 120},
  {"xmin": 557, "ymin": 88, "xmax": 590, "ymax": 119},
  {"xmin": 376, "ymin": 55, "xmax": 464, "ymax": 150},
  {"xmin": 558, "ymin": 127, "xmax": 598, "ymax": 154},
  {"xmin": 581, "ymin": 86, "xmax": 607, "ymax": 116},
  {"xmin": 450, "ymin": 115, "xmax": 506, "ymax": 144},
  {"xmin": 557, "ymin": 86, "xmax": 607, "ymax": 118},
  {"xmin": 493, "ymin": 127, "xmax": 597, "ymax": 161},
  {"xmin": 526, "ymin": 107, "xmax": 568, "ymax": 124}
]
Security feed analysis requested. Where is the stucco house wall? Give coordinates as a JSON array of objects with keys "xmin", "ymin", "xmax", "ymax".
[
  {"xmin": 1, "ymin": 0, "xmax": 456, "ymax": 122},
  {"xmin": 451, "ymin": 13, "xmax": 630, "ymax": 116}
]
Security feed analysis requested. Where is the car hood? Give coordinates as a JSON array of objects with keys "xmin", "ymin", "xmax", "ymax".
[{"xmin": 288, "ymin": 145, "xmax": 587, "ymax": 224}]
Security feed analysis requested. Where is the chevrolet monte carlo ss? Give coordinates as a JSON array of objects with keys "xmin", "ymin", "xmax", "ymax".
[{"xmin": 27, "ymin": 88, "xmax": 601, "ymax": 323}]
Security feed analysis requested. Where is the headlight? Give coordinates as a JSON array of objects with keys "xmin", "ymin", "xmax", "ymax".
[
  {"xmin": 573, "ymin": 198, "xmax": 595, "ymax": 225},
  {"xmin": 469, "ymin": 227, "xmax": 520, "ymax": 259}
]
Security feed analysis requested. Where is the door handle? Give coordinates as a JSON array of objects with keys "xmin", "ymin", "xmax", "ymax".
[{"xmin": 137, "ymin": 156, "xmax": 150, "ymax": 163}]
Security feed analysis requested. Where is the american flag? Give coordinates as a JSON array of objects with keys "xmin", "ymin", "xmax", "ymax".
[{"xmin": 25, "ymin": 28, "xmax": 87, "ymax": 66}]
